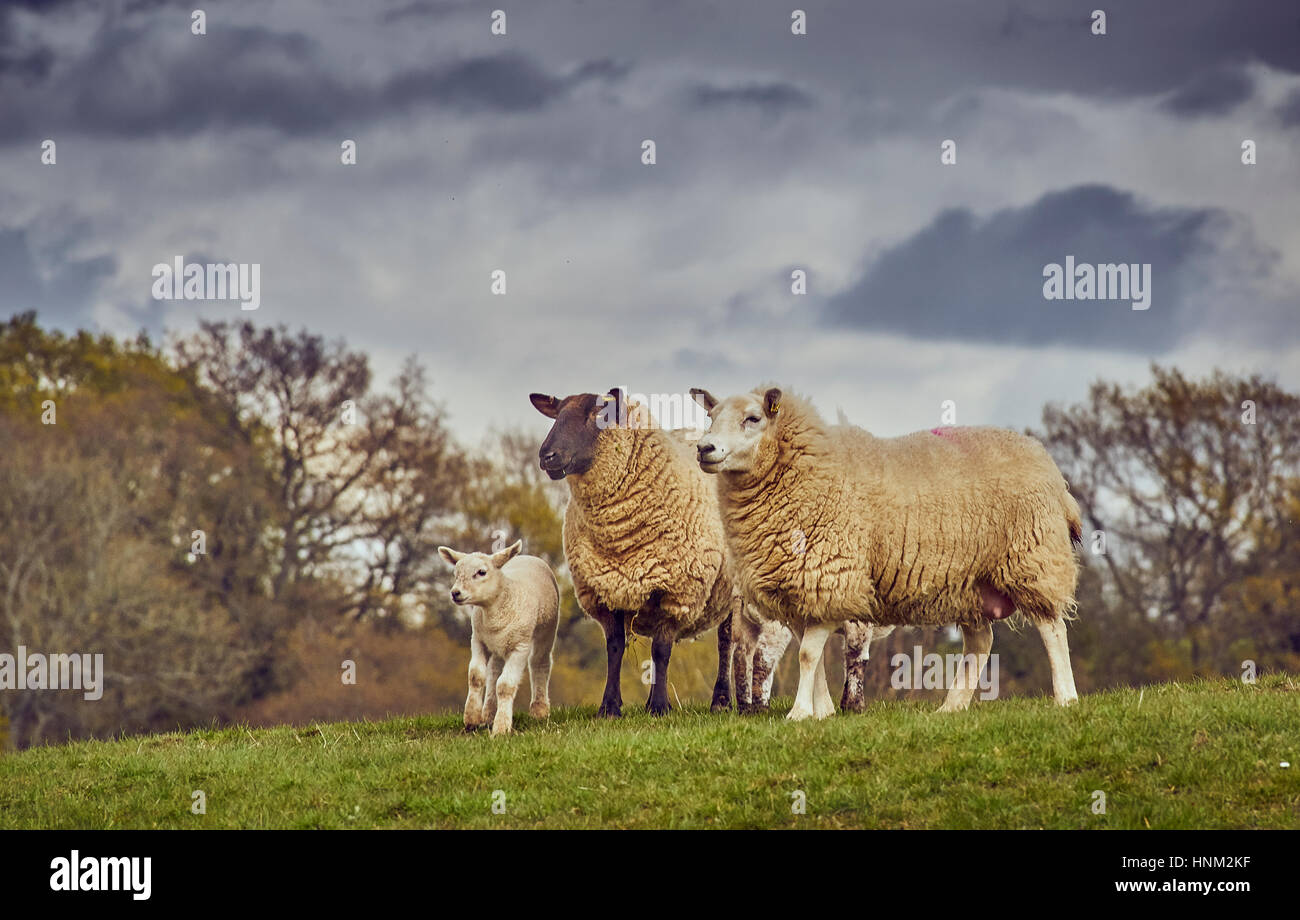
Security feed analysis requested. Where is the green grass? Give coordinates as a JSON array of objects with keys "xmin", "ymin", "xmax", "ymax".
[{"xmin": 2, "ymin": 676, "xmax": 1298, "ymax": 828}]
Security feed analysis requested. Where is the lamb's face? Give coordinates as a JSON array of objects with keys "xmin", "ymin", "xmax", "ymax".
[
  {"xmin": 529, "ymin": 390, "xmax": 626, "ymax": 480},
  {"xmin": 438, "ymin": 542, "xmax": 522, "ymax": 606},
  {"xmin": 691, "ymin": 388, "xmax": 781, "ymax": 474}
]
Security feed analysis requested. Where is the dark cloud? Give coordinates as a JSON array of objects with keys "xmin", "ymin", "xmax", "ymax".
[
  {"xmin": 822, "ymin": 185, "xmax": 1282, "ymax": 353},
  {"xmin": 688, "ymin": 81, "xmax": 814, "ymax": 115},
  {"xmin": 1161, "ymin": 67, "xmax": 1254, "ymax": 117},
  {"xmin": 0, "ymin": 17, "xmax": 624, "ymax": 141}
]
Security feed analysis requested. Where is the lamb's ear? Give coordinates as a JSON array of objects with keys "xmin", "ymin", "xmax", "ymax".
[
  {"xmin": 529, "ymin": 393, "xmax": 560, "ymax": 419},
  {"xmin": 438, "ymin": 546, "xmax": 463, "ymax": 566},
  {"xmin": 490, "ymin": 540, "xmax": 523, "ymax": 568},
  {"xmin": 689, "ymin": 388, "xmax": 718, "ymax": 412},
  {"xmin": 763, "ymin": 387, "xmax": 783, "ymax": 419}
]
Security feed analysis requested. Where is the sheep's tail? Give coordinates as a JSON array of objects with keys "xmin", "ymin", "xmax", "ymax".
[{"xmin": 1062, "ymin": 488, "xmax": 1083, "ymax": 546}]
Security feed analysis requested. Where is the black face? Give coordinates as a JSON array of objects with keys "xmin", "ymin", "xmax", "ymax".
[{"xmin": 530, "ymin": 391, "xmax": 618, "ymax": 480}]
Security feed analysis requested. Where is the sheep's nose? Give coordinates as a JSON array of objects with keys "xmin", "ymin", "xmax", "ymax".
[
  {"xmin": 697, "ymin": 442, "xmax": 715, "ymax": 457},
  {"xmin": 540, "ymin": 450, "xmax": 560, "ymax": 467},
  {"xmin": 451, "ymin": 589, "xmax": 463, "ymax": 603}
]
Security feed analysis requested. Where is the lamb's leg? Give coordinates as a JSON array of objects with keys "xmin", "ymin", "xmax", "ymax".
[
  {"xmin": 787, "ymin": 623, "xmax": 834, "ymax": 721},
  {"xmin": 491, "ymin": 646, "xmax": 530, "ymax": 736},
  {"xmin": 752, "ymin": 620, "xmax": 791, "ymax": 710},
  {"xmin": 840, "ymin": 622, "xmax": 868, "ymax": 712},
  {"xmin": 732, "ymin": 615, "xmax": 758, "ymax": 713},
  {"xmin": 528, "ymin": 615, "xmax": 558, "ymax": 720},
  {"xmin": 464, "ymin": 630, "xmax": 490, "ymax": 730},
  {"xmin": 1036, "ymin": 615, "xmax": 1079, "ymax": 706},
  {"xmin": 596, "ymin": 608, "xmax": 626, "ymax": 718},
  {"xmin": 646, "ymin": 630, "xmax": 675, "ymax": 716},
  {"xmin": 709, "ymin": 609, "xmax": 734, "ymax": 712},
  {"xmin": 938, "ymin": 622, "xmax": 993, "ymax": 713},
  {"xmin": 483, "ymin": 654, "xmax": 503, "ymax": 725}
]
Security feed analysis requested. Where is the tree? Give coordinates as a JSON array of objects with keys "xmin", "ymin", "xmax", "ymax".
[{"xmin": 1037, "ymin": 365, "xmax": 1300, "ymax": 677}]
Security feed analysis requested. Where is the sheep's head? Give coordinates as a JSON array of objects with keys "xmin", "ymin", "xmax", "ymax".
[
  {"xmin": 690, "ymin": 386, "xmax": 782, "ymax": 475},
  {"xmin": 529, "ymin": 388, "xmax": 636, "ymax": 480},
  {"xmin": 438, "ymin": 541, "xmax": 522, "ymax": 606}
]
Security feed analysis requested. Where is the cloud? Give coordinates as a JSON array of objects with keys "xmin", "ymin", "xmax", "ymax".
[
  {"xmin": 688, "ymin": 81, "xmax": 814, "ymax": 115},
  {"xmin": 0, "ymin": 226, "xmax": 116, "ymax": 327},
  {"xmin": 822, "ymin": 185, "xmax": 1287, "ymax": 353},
  {"xmin": 0, "ymin": 18, "xmax": 624, "ymax": 141},
  {"xmin": 1160, "ymin": 67, "xmax": 1254, "ymax": 117}
]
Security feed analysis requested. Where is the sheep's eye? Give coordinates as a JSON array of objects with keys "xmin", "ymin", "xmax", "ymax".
[
  {"xmin": 475, "ymin": 569, "xmax": 486, "ymax": 577},
  {"xmin": 744, "ymin": 415, "xmax": 761, "ymax": 426}
]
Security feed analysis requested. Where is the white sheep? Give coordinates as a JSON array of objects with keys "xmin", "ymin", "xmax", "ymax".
[
  {"xmin": 692, "ymin": 386, "xmax": 1081, "ymax": 721},
  {"xmin": 438, "ymin": 540, "xmax": 559, "ymax": 736}
]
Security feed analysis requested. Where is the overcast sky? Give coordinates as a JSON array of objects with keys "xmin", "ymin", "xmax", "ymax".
[{"xmin": 2, "ymin": 0, "xmax": 1298, "ymax": 442}]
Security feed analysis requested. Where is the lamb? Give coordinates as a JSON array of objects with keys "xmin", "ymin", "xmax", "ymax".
[
  {"xmin": 691, "ymin": 385, "xmax": 1081, "ymax": 720},
  {"xmin": 731, "ymin": 612, "xmax": 896, "ymax": 713},
  {"xmin": 438, "ymin": 540, "xmax": 559, "ymax": 736},
  {"xmin": 529, "ymin": 388, "xmax": 738, "ymax": 716}
]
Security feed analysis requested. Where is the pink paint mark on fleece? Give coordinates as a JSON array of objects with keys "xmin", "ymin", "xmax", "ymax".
[{"xmin": 930, "ymin": 427, "xmax": 956, "ymax": 438}]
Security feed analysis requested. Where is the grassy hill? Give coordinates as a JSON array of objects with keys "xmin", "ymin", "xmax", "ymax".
[{"xmin": 1, "ymin": 676, "xmax": 1297, "ymax": 829}]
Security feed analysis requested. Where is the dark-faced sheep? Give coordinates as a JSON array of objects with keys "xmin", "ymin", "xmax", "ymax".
[
  {"xmin": 691, "ymin": 385, "xmax": 1081, "ymax": 720},
  {"xmin": 529, "ymin": 388, "xmax": 737, "ymax": 716}
]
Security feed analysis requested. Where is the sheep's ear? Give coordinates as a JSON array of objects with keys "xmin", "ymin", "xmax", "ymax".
[
  {"xmin": 598, "ymin": 387, "xmax": 627, "ymax": 429},
  {"xmin": 438, "ymin": 546, "xmax": 463, "ymax": 565},
  {"xmin": 689, "ymin": 388, "xmax": 718, "ymax": 411},
  {"xmin": 763, "ymin": 387, "xmax": 783, "ymax": 419},
  {"xmin": 490, "ymin": 540, "xmax": 522, "ymax": 568},
  {"xmin": 529, "ymin": 393, "xmax": 560, "ymax": 419}
]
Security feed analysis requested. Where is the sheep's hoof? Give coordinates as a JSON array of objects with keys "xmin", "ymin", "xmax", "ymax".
[
  {"xmin": 709, "ymin": 696, "xmax": 731, "ymax": 713},
  {"xmin": 529, "ymin": 702, "xmax": 550, "ymax": 719},
  {"xmin": 786, "ymin": 704, "xmax": 815, "ymax": 721},
  {"xmin": 646, "ymin": 700, "xmax": 672, "ymax": 716},
  {"xmin": 596, "ymin": 701, "xmax": 622, "ymax": 718},
  {"xmin": 490, "ymin": 720, "xmax": 513, "ymax": 736}
]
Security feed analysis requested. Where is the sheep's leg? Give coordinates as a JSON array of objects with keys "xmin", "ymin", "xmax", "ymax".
[
  {"xmin": 732, "ymin": 616, "xmax": 757, "ymax": 713},
  {"xmin": 483, "ymin": 654, "xmax": 503, "ymax": 725},
  {"xmin": 752, "ymin": 620, "xmax": 791, "ymax": 710},
  {"xmin": 787, "ymin": 623, "xmax": 833, "ymax": 721},
  {"xmin": 528, "ymin": 616, "xmax": 557, "ymax": 720},
  {"xmin": 709, "ymin": 610, "xmax": 734, "ymax": 712},
  {"xmin": 1037, "ymin": 616, "xmax": 1079, "ymax": 706},
  {"xmin": 596, "ymin": 608, "xmax": 626, "ymax": 718},
  {"xmin": 490, "ymin": 647, "xmax": 530, "ymax": 736},
  {"xmin": 646, "ymin": 631, "xmax": 675, "ymax": 716},
  {"xmin": 813, "ymin": 654, "xmax": 835, "ymax": 719},
  {"xmin": 464, "ymin": 629, "xmax": 491, "ymax": 730},
  {"xmin": 938, "ymin": 622, "xmax": 993, "ymax": 713}
]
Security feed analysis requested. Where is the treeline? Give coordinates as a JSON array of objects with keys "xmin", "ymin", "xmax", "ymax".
[{"xmin": 0, "ymin": 314, "xmax": 1297, "ymax": 749}]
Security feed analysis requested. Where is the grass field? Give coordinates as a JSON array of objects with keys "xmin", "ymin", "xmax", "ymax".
[{"xmin": 1, "ymin": 676, "xmax": 1297, "ymax": 829}]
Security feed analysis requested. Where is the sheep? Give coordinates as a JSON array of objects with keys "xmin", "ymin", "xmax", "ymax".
[
  {"xmin": 690, "ymin": 385, "xmax": 1081, "ymax": 721},
  {"xmin": 438, "ymin": 540, "xmax": 559, "ymax": 735},
  {"xmin": 731, "ymin": 612, "xmax": 897, "ymax": 713},
  {"xmin": 529, "ymin": 387, "xmax": 738, "ymax": 717}
]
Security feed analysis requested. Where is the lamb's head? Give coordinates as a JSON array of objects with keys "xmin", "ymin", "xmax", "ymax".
[
  {"xmin": 690, "ymin": 386, "xmax": 783, "ymax": 475},
  {"xmin": 529, "ymin": 388, "xmax": 638, "ymax": 480},
  {"xmin": 438, "ymin": 541, "xmax": 522, "ymax": 606}
]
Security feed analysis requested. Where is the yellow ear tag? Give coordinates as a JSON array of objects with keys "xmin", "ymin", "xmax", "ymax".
[{"xmin": 770, "ymin": 402, "xmax": 780, "ymax": 413}]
